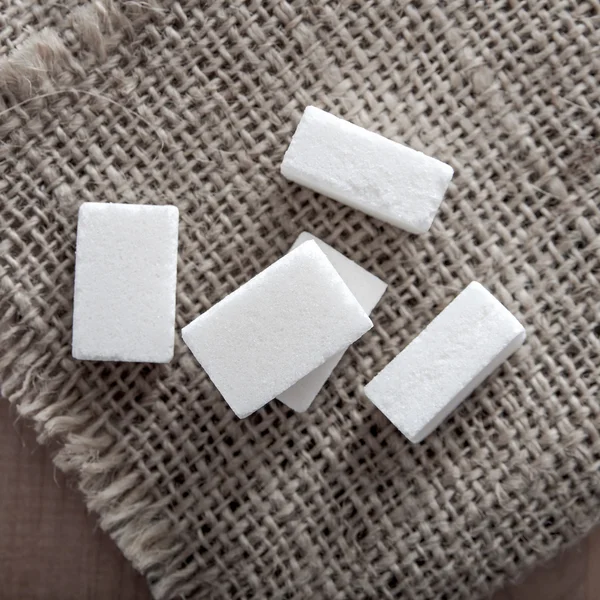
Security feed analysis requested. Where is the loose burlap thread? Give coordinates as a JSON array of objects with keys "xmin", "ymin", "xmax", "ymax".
[{"xmin": 1, "ymin": 1, "xmax": 599, "ymax": 598}]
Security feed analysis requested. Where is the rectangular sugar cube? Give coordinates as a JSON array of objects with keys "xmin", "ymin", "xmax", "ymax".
[
  {"xmin": 281, "ymin": 106, "xmax": 453, "ymax": 234},
  {"xmin": 72, "ymin": 202, "xmax": 179, "ymax": 363},
  {"xmin": 278, "ymin": 232, "xmax": 387, "ymax": 412},
  {"xmin": 364, "ymin": 282, "xmax": 526, "ymax": 443},
  {"xmin": 181, "ymin": 240, "xmax": 373, "ymax": 418}
]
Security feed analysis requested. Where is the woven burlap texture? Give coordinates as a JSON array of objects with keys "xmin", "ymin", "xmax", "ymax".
[{"xmin": 1, "ymin": 1, "xmax": 599, "ymax": 599}]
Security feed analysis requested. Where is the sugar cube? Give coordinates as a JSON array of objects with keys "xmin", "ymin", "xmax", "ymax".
[
  {"xmin": 281, "ymin": 106, "xmax": 453, "ymax": 234},
  {"xmin": 72, "ymin": 202, "xmax": 179, "ymax": 363},
  {"xmin": 278, "ymin": 232, "xmax": 387, "ymax": 412},
  {"xmin": 364, "ymin": 282, "xmax": 526, "ymax": 443},
  {"xmin": 181, "ymin": 240, "xmax": 373, "ymax": 418}
]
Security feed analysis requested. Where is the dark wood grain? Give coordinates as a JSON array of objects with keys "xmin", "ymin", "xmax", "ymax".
[
  {"xmin": 0, "ymin": 401, "xmax": 150, "ymax": 600},
  {"xmin": 0, "ymin": 398, "xmax": 598, "ymax": 600},
  {"xmin": 492, "ymin": 540, "xmax": 588, "ymax": 600}
]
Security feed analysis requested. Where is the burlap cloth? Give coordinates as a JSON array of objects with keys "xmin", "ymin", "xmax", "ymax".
[{"xmin": 1, "ymin": 1, "xmax": 599, "ymax": 598}]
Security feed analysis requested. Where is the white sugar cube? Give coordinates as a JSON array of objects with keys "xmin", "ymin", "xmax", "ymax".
[
  {"xmin": 181, "ymin": 240, "xmax": 373, "ymax": 418},
  {"xmin": 364, "ymin": 282, "xmax": 526, "ymax": 443},
  {"xmin": 281, "ymin": 106, "xmax": 453, "ymax": 234},
  {"xmin": 72, "ymin": 202, "xmax": 179, "ymax": 363},
  {"xmin": 278, "ymin": 232, "xmax": 387, "ymax": 412}
]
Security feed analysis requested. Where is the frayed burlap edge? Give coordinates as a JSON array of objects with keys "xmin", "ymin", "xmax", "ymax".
[
  {"xmin": 1, "ymin": 2, "xmax": 599, "ymax": 599},
  {"xmin": 0, "ymin": 1, "xmax": 181, "ymax": 590}
]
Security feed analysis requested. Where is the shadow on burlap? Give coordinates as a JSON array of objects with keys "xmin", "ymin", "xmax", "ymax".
[{"xmin": 0, "ymin": 1, "xmax": 599, "ymax": 598}]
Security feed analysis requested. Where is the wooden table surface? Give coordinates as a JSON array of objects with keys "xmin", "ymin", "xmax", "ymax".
[{"xmin": 1, "ymin": 400, "xmax": 598, "ymax": 600}]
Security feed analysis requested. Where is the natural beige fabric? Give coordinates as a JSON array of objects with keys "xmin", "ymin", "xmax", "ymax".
[{"xmin": 1, "ymin": 1, "xmax": 599, "ymax": 599}]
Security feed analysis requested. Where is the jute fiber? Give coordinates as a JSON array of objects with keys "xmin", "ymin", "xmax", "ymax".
[{"xmin": 1, "ymin": 1, "xmax": 599, "ymax": 598}]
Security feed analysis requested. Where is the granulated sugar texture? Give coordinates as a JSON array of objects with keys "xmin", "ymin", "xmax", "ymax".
[
  {"xmin": 281, "ymin": 106, "xmax": 453, "ymax": 233},
  {"xmin": 72, "ymin": 202, "xmax": 179, "ymax": 363},
  {"xmin": 278, "ymin": 232, "xmax": 387, "ymax": 412},
  {"xmin": 365, "ymin": 282, "xmax": 526, "ymax": 443},
  {"xmin": 182, "ymin": 241, "xmax": 373, "ymax": 418}
]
